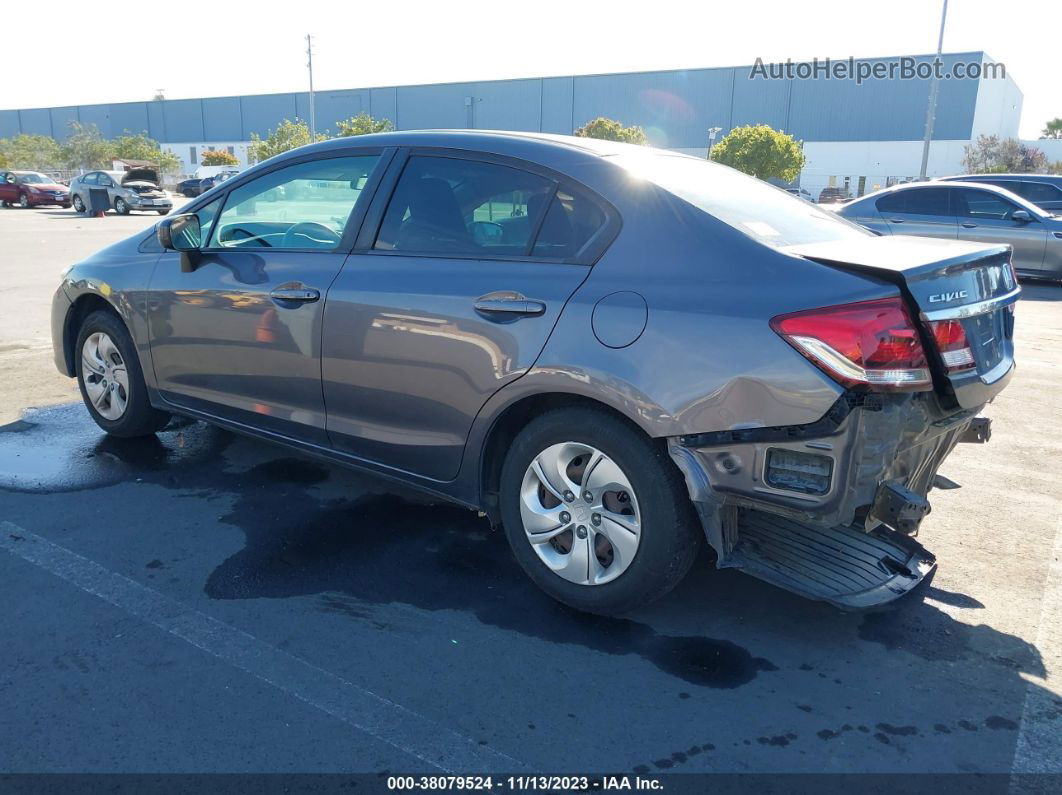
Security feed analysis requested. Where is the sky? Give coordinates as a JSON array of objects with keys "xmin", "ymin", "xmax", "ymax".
[{"xmin": 4, "ymin": 0, "xmax": 1058, "ymax": 139}]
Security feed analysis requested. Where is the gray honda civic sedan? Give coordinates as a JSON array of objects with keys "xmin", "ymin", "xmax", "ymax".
[{"xmin": 52, "ymin": 131, "xmax": 1018, "ymax": 614}]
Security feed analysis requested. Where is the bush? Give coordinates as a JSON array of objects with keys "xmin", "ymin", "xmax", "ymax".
[
  {"xmin": 709, "ymin": 124, "xmax": 806, "ymax": 182},
  {"xmin": 574, "ymin": 117, "xmax": 648, "ymax": 145},
  {"xmin": 201, "ymin": 149, "xmax": 239, "ymax": 166}
]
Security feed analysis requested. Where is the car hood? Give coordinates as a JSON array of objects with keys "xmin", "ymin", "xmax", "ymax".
[{"xmin": 121, "ymin": 168, "xmax": 160, "ymax": 186}]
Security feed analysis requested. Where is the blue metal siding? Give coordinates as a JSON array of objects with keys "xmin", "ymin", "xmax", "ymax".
[
  {"xmin": 540, "ymin": 77, "xmax": 574, "ymax": 134},
  {"xmin": 240, "ymin": 94, "xmax": 298, "ymax": 139},
  {"xmin": 108, "ymin": 103, "xmax": 152, "ymax": 137},
  {"xmin": 201, "ymin": 97, "xmax": 243, "ymax": 141},
  {"xmin": 0, "ymin": 52, "xmax": 988, "ymax": 145},
  {"xmin": 49, "ymin": 107, "xmax": 81, "ymax": 139},
  {"xmin": 572, "ymin": 68, "xmax": 734, "ymax": 149},
  {"xmin": 18, "ymin": 108, "xmax": 52, "ymax": 137}
]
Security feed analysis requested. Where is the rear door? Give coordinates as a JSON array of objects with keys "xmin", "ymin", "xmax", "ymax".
[
  {"xmin": 877, "ymin": 187, "xmax": 957, "ymax": 239},
  {"xmin": 321, "ymin": 150, "xmax": 614, "ymax": 481},
  {"xmin": 952, "ymin": 187, "xmax": 1047, "ymax": 274}
]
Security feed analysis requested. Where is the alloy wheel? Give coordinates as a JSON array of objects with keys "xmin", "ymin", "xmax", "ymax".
[
  {"xmin": 519, "ymin": 442, "xmax": 641, "ymax": 586},
  {"xmin": 73, "ymin": 195, "xmax": 84, "ymax": 212},
  {"xmin": 81, "ymin": 332, "xmax": 130, "ymax": 421},
  {"xmin": 19, "ymin": 194, "xmax": 29, "ymax": 208}
]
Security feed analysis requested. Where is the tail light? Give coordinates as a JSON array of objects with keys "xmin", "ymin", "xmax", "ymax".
[
  {"xmin": 770, "ymin": 297, "xmax": 931, "ymax": 391},
  {"xmin": 928, "ymin": 319, "xmax": 976, "ymax": 372}
]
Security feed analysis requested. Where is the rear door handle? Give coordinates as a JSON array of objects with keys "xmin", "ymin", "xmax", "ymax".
[
  {"xmin": 474, "ymin": 297, "xmax": 547, "ymax": 317},
  {"xmin": 888, "ymin": 218, "xmax": 904, "ymax": 223},
  {"xmin": 270, "ymin": 286, "xmax": 320, "ymax": 303},
  {"xmin": 961, "ymin": 222, "xmax": 977, "ymax": 228}
]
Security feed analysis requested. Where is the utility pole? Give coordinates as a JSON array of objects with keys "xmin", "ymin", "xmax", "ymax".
[
  {"xmin": 919, "ymin": 0, "xmax": 948, "ymax": 179},
  {"xmin": 306, "ymin": 34, "xmax": 316, "ymax": 141}
]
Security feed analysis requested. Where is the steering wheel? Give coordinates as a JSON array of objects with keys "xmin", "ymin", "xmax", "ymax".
[{"xmin": 281, "ymin": 222, "xmax": 341, "ymax": 249}]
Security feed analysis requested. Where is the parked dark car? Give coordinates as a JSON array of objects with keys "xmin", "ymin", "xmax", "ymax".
[
  {"xmin": 176, "ymin": 177, "xmax": 205, "ymax": 198},
  {"xmin": 51, "ymin": 131, "xmax": 1016, "ymax": 614},
  {"xmin": 938, "ymin": 173, "xmax": 1062, "ymax": 214},
  {"xmin": 837, "ymin": 180, "xmax": 1062, "ymax": 280},
  {"xmin": 817, "ymin": 186, "xmax": 851, "ymax": 204},
  {"xmin": 0, "ymin": 170, "xmax": 70, "ymax": 208}
]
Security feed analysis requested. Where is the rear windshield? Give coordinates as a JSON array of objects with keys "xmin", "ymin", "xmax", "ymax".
[{"xmin": 609, "ymin": 153, "xmax": 872, "ymax": 248}]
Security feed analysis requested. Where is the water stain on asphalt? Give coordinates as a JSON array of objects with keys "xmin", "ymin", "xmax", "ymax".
[{"xmin": 0, "ymin": 404, "xmax": 776, "ymax": 689}]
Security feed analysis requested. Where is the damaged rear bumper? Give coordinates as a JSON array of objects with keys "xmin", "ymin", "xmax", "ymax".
[{"xmin": 669, "ymin": 391, "xmax": 988, "ymax": 609}]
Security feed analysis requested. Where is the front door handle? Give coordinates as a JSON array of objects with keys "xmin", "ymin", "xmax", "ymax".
[
  {"xmin": 888, "ymin": 218, "xmax": 905, "ymax": 223},
  {"xmin": 270, "ymin": 286, "xmax": 320, "ymax": 303},
  {"xmin": 474, "ymin": 297, "xmax": 547, "ymax": 317},
  {"xmin": 961, "ymin": 222, "xmax": 977, "ymax": 228}
]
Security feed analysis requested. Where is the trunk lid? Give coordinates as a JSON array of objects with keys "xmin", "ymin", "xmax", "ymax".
[{"xmin": 786, "ymin": 235, "xmax": 1019, "ymax": 410}]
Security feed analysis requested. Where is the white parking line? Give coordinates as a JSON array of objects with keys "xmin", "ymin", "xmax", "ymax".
[
  {"xmin": 0, "ymin": 521, "xmax": 523, "ymax": 773},
  {"xmin": 1011, "ymin": 513, "xmax": 1062, "ymax": 776}
]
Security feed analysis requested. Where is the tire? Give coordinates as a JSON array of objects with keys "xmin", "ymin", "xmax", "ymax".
[
  {"xmin": 157, "ymin": 209, "xmax": 170, "ymax": 216},
  {"xmin": 19, "ymin": 194, "xmax": 29, "ymax": 208},
  {"xmin": 499, "ymin": 407, "xmax": 701, "ymax": 615},
  {"xmin": 114, "ymin": 197, "xmax": 129, "ymax": 215},
  {"xmin": 75, "ymin": 310, "xmax": 171, "ymax": 437},
  {"xmin": 72, "ymin": 194, "xmax": 85, "ymax": 213}
]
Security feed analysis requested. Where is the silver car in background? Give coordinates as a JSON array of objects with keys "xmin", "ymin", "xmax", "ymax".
[
  {"xmin": 838, "ymin": 180, "xmax": 1062, "ymax": 280},
  {"xmin": 69, "ymin": 168, "xmax": 173, "ymax": 216},
  {"xmin": 937, "ymin": 173, "xmax": 1062, "ymax": 215}
]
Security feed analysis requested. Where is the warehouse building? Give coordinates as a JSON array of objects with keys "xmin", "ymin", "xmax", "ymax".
[{"xmin": 0, "ymin": 51, "xmax": 1029, "ymax": 198}]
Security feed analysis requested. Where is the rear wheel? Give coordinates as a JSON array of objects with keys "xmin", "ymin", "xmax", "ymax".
[
  {"xmin": 75, "ymin": 310, "xmax": 171, "ymax": 437},
  {"xmin": 72, "ymin": 194, "xmax": 85, "ymax": 213},
  {"xmin": 499, "ymin": 407, "xmax": 701, "ymax": 615},
  {"xmin": 114, "ymin": 197, "xmax": 129, "ymax": 215}
]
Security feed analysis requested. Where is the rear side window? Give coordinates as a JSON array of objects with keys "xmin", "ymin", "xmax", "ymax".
[
  {"xmin": 81, "ymin": 173, "xmax": 99, "ymax": 185},
  {"xmin": 1016, "ymin": 181, "xmax": 1062, "ymax": 203},
  {"xmin": 531, "ymin": 188, "xmax": 607, "ymax": 259},
  {"xmin": 903, "ymin": 188, "xmax": 951, "ymax": 216},
  {"xmin": 375, "ymin": 156, "xmax": 556, "ymax": 257}
]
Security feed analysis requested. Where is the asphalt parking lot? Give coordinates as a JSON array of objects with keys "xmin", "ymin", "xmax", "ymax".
[{"xmin": 0, "ymin": 201, "xmax": 1060, "ymax": 777}]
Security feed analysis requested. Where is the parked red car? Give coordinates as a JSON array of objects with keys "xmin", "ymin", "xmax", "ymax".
[{"xmin": 0, "ymin": 171, "xmax": 71, "ymax": 208}]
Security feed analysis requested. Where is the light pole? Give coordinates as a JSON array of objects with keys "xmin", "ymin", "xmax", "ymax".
[
  {"xmin": 707, "ymin": 126, "xmax": 722, "ymax": 159},
  {"xmin": 919, "ymin": 0, "xmax": 948, "ymax": 179},
  {"xmin": 306, "ymin": 34, "xmax": 316, "ymax": 141}
]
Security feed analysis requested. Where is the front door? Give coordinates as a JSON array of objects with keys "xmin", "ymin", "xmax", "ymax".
[
  {"xmin": 147, "ymin": 153, "xmax": 383, "ymax": 444},
  {"xmin": 952, "ymin": 187, "xmax": 1047, "ymax": 274},
  {"xmin": 322, "ymin": 152, "xmax": 609, "ymax": 480},
  {"xmin": 0, "ymin": 173, "xmax": 16, "ymax": 204}
]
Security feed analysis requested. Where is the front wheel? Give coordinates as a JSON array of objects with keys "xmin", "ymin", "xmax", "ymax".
[
  {"xmin": 114, "ymin": 197, "xmax": 129, "ymax": 215},
  {"xmin": 19, "ymin": 194, "xmax": 29, "ymax": 208},
  {"xmin": 75, "ymin": 310, "xmax": 171, "ymax": 437},
  {"xmin": 499, "ymin": 407, "xmax": 701, "ymax": 615}
]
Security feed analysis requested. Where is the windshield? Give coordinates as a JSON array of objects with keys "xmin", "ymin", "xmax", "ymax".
[
  {"xmin": 17, "ymin": 173, "xmax": 54, "ymax": 184},
  {"xmin": 609, "ymin": 153, "xmax": 872, "ymax": 248}
]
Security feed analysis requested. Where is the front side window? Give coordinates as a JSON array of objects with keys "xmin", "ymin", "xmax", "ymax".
[
  {"xmin": 956, "ymin": 189, "xmax": 1022, "ymax": 221},
  {"xmin": 16, "ymin": 173, "xmax": 50, "ymax": 184},
  {"xmin": 208, "ymin": 155, "xmax": 380, "ymax": 250},
  {"xmin": 611, "ymin": 153, "xmax": 871, "ymax": 248},
  {"xmin": 375, "ymin": 156, "xmax": 556, "ymax": 257}
]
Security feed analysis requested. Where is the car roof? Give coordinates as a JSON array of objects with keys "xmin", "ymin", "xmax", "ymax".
[
  {"xmin": 938, "ymin": 173, "xmax": 1062, "ymax": 183},
  {"xmin": 847, "ymin": 179, "xmax": 1045, "ymax": 213}
]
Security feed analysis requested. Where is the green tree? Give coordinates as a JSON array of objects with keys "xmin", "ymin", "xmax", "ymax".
[
  {"xmin": 709, "ymin": 124, "xmax": 806, "ymax": 182},
  {"xmin": 1040, "ymin": 118, "xmax": 1062, "ymax": 139},
  {"xmin": 0, "ymin": 148, "xmax": 8, "ymax": 169},
  {"xmin": 200, "ymin": 149, "xmax": 240, "ymax": 166},
  {"xmin": 0, "ymin": 134, "xmax": 63, "ymax": 170},
  {"xmin": 574, "ymin": 117, "xmax": 648, "ymax": 145},
  {"xmin": 249, "ymin": 118, "xmax": 328, "ymax": 163},
  {"xmin": 335, "ymin": 113, "xmax": 393, "ymax": 137},
  {"xmin": 111, "ymin": 131, "xmax": 181, "ymax": 174},
  {"xmin": 962, "ymin": 135, "xmax": 1047, "ymax": 173},
  {"xmin": 61, "ymin": 122, "xmax": 115, "ymax": 170}
]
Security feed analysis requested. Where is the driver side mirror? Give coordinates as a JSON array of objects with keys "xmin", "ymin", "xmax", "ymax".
[
  {"xmin": 1012, "ymin": 209, "xmax": 1033, "ymax": 223},
  {"xmin": 157, "ymin": 213, "xmax": 204, "ymax": 272}
]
